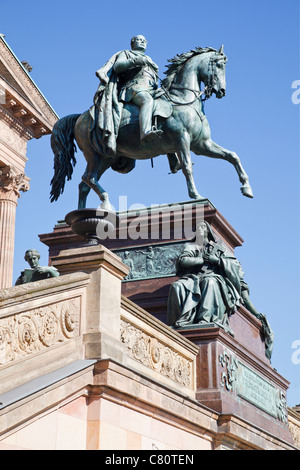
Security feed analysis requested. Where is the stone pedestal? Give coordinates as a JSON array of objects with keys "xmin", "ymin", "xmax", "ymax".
[
  {"xmin": 40, "ymin": 199, "xmax": 243, "ymax": 323},
  {"xmin": 50, "ymin": 244, "xmax": 129, "ymax": 362},
  {"xmin": 38, "ymin": 199, "xmax": 293, "ymax": 444}
]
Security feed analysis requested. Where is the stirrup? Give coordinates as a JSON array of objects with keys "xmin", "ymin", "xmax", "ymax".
[{"xmin": 142, "ymin": 129, "xmax": 163, "ymax": 142}]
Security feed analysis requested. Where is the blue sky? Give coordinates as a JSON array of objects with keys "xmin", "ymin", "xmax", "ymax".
[{"xmin": 1, "ymin": 0, "xmax": 299, "ymax": 406}]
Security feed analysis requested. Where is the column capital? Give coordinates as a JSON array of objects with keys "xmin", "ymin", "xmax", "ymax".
[{"xmin": 0, "ymin": 165, "xmax": 30, "ymax": 202}]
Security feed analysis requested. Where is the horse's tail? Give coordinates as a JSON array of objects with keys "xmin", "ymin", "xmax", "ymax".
[{"xmin": 50, "ymin": 113, "xmax": 81, "ymax": 202}]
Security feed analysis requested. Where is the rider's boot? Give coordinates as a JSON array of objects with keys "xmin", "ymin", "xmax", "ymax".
[{"xmin": 133, "ymin": 92, "xmax": 163, "ymax": 142}]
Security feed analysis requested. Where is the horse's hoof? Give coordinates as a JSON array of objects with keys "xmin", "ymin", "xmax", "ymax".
[
  {"xmin": 98, "ymin": 193, "xmax": 113, "ymax": 212},
  {"xmin": 100, "ymin": 201, "xmax": 113, "ymax": 211},
  {"xmin": 241, "ymin": 185, "xmax": 253, "ymax": 198},
  {"xmin": 169, "ymin": 162, "xmax": 182, "ymax": 174}
]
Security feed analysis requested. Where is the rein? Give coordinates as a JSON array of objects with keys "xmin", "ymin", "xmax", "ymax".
[
  {"xmin": 164, "ymin": 85, "xmax": 208, "ymax": 106},
  {"xmin": 161, "ymin": 55, "xmax": 216, "ymax": 106}
]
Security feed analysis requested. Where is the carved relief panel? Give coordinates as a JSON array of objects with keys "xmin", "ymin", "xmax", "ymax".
[{"xmin": 0, "ymin": 297, "xmax": 80, "ymax": 365}]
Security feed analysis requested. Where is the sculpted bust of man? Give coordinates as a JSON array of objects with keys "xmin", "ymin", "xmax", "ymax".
[{"xmin": 15, "ymin": 249, "xmax": 59, "ymax": 285}]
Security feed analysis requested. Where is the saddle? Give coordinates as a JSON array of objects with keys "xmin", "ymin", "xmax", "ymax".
[{"xmin": 119, "ymin": 89, "xmax": 172, "ymax": 129}]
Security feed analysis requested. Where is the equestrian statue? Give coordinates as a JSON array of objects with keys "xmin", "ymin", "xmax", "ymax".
[{"xmin": 50, "ymin": 35, "xmax": 253, "ymax": 210}]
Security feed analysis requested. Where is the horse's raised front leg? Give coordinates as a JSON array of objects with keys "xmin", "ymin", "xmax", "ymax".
[
  {"xmin": 176, "ymin": 132, "xmax": 204, "ymax": 200},
  {"xmin": 198, "ymin": 138, "xmax": 253, "ymax": 198}
]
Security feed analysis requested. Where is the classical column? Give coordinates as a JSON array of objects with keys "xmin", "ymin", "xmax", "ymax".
[{"xmin": 0, "ymin": 165, "xmax": 30, "ymax": 288}]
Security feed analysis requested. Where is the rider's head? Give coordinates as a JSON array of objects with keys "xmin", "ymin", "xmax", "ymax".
[{"xmin": 131, "ymin": 35, "xmax": 147, "ymax": 52}]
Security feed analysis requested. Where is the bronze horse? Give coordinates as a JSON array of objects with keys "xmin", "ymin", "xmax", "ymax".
[{"xmin": 50, "ymin": 46, "xmax": 253, "ymax": 210}]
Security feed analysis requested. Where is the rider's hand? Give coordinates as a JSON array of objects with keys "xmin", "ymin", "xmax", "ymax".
[{"xmin": 133, "ymin": 56, "xmax": 147, "ymax": 67}]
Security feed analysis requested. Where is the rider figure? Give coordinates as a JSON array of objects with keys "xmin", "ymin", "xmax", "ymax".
[
  {"xmin": 114, "ymin": 35, "xmax": 162, "ymax": 142},
  {"xmin": 96, "ymin": 35, "xmax": 163, "ymax": 143}
]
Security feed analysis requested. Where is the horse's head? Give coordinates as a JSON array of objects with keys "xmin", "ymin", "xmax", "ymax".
[
  {"xmin": 202, "ymin": 45, "xmax": 227, "ymax": 100},
  {"xmin": 162, "ymin": 45, "xmax": 227, "ymax": 101}
]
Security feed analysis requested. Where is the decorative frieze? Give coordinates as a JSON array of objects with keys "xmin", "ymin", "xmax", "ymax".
[
  {"xmin": 288, "ymin": 409, "xmax": 300, "ymax": 448},
  {"xmin": 0, "ymin": 117, "xmax": 29, "ymax": 158},
  {"xmin": 115, "ymin": 242, "xmax": 184, "ymax": 281},
  {"xmin": 115, "ymin": 237, "xmax": 231, "ymax": 282},
  {"xmin": 0, "ymin": 106, "xmax": 34, "ymax": 141},
  {"xmin": 0, "ymin": 297, "xmax": 80, "ymax": 365},
  {"xmin": 120, "ymin": 319, "xmax": 193, "ymax": 389}
]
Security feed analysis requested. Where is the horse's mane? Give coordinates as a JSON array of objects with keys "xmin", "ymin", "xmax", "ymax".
[{"xmin": 161, "ymin": 46, "xmax": 220, "ymax": 90}]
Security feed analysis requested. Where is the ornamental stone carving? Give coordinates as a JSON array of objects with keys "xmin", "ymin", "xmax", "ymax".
[
  {"xmin": 0, "ymin": 164, "xmax": 30, "ymax": 202},
  {"xmin": 219, "ymin": 350, "xmax": 238, "ymax": 391},
  {"xmin": 288, "ymin": 413, "xmax": 300, "ymax": 448},
  {"xmin": 120, "ymin": 319, "xmax": 192, "ymax": 389},
  {"xmin": 0, "ymin": 297, "xmax": 80, "ymax": 365},
  {"xmin": 277, "ymin": 391, "xmax": 288, "ymax": 424}
]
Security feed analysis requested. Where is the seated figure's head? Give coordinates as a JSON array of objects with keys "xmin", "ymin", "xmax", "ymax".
[
  {"xmin": 24, "ymin": 249, "xmax": 40, "ymax": 269},
  {"xmin": 195, "ymin": 221, "xmax": 217, "ymax": 246}
]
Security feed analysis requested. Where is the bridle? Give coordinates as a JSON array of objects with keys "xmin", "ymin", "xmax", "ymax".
[
  {"xmin": 161, "ymin": 53, "xmax": 224, "ymax": 106},
  {"xmin": 162, "ymin": 85, "xmax": 208, "ymax": 106},
  {"xmin": 204, "ymin": 53, "xmax": 225, "ymax": 99}
]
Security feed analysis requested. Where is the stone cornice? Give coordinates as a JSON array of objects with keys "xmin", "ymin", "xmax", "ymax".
[
  {"xmin": 0, "ymin": 104, "xmax": 35, "ymax": 140},
  {"xmin": 0, "ymin": 36, "xmax": 58, "ymax": 130},
  {"xmin": 0, "ymin": 77, "xmax": 55, "ymax": 139}
]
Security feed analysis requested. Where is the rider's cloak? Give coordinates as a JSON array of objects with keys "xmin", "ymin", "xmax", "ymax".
[{"xmin": 89, "ymin": 50, "xmax": 159, "ymax": 157}]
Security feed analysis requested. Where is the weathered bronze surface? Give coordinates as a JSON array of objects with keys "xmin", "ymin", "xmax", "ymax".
[
  {"xmin": 167, "ymin": 221, "xmax": 273, "ymax": 358},
  {"xmin": 15, "ymin": 249, "xmax": 59, "ymax": 285},
  {"xmin": 50, "ymin": 37, "xmax": 253, "ymax": 210}
]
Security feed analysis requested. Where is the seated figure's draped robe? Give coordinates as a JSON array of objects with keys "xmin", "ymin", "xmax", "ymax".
[{"xmin": 167, "ymin": 241, "xmax": 245, "ymax": 335}]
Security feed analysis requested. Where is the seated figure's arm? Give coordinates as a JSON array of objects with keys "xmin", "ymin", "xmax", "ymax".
[
  {"xmin": 48, "ymin": 266, "xmax": 59, "ymax": 278},
  {"xmin": 179, "ymin": 255, "xmax": 203, "ymax": 269},
  {"xmin": 177, "ymin": 245, "xmax": 204, "ymax": 270},
  {"xmin": 35, "ymin": 266, "xmax": 59, "ymax": 278},
  {"xmin": 241, "ymin": 287, "xmax": 263, "ymax": 319}
]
